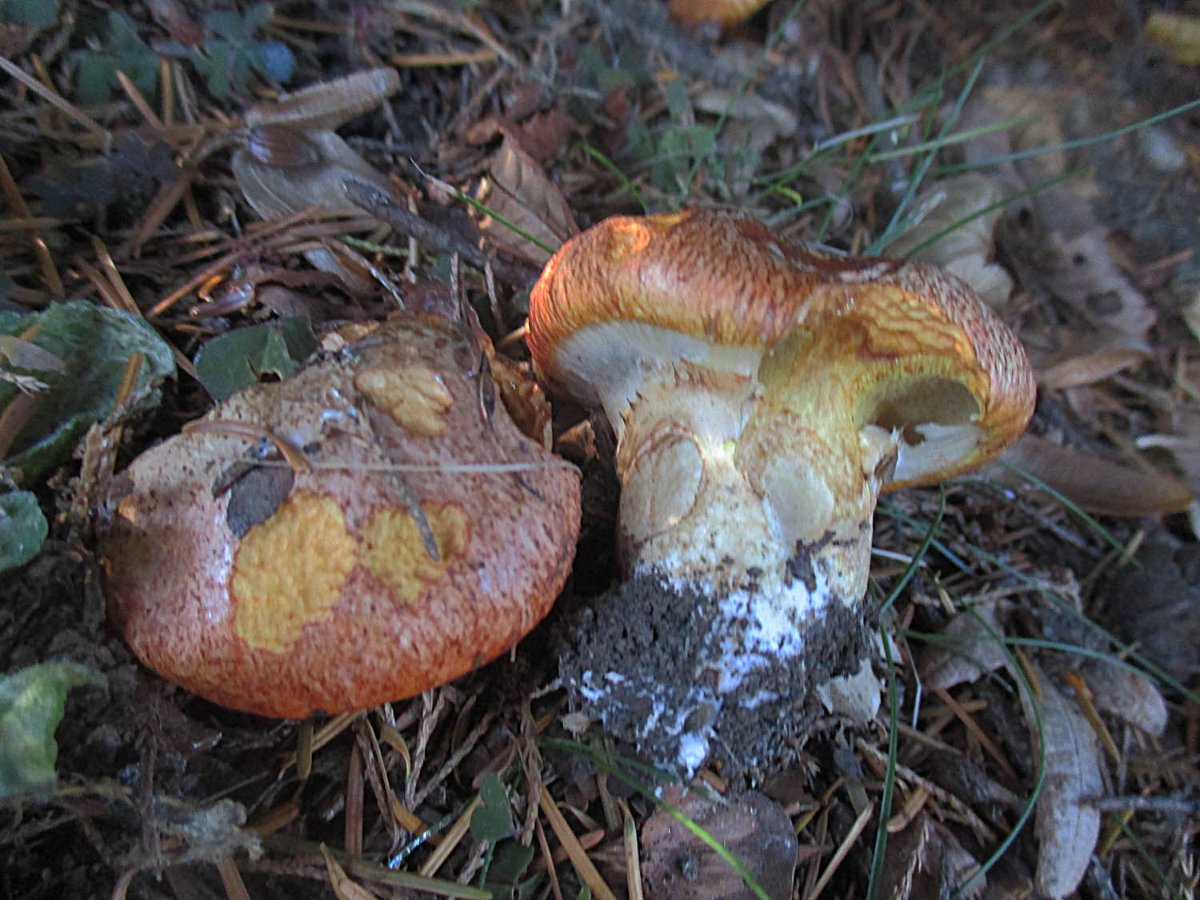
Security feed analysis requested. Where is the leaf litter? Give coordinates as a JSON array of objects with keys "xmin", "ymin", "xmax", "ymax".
[{"xmin": 1, "ymin": 2, "xmax": 1199, "ymax": 899}]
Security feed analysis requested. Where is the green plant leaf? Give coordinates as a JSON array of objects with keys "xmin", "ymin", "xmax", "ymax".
[
  {"xmin": 194, "ymin": 318, "xmax": 316, "ymax": 402},
  {"xmin": 0, "ymin": 490, "xmax": 47, "ymax": 572},
  {"xmin": 484, "ymin": 840, "xmax": 536, "ymax": 895},
  {"xmin": 0, "ymin": 0, "xmax": 58, "ymax": 28},
  {"xmin": 191, "ymin": 5, "xmax": 293, "ymax": 99},
  {"xmin": 0, "ymin": 301, "xmax": 176, "ymax": 486},
  {"xmin": 470, "ymin": 773, "xmax": 516, "ymax": 844},
  {"xmin": 0, "ymin": 662, "xmax": 100, "ymax": 798},
  {"xmin": 74, "ymin": 11, "xmax": 159, "ymax": 105}
]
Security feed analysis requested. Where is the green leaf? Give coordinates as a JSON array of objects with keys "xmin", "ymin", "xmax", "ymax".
[
  {"xmin": 486, "ymin": 840, "xmax": 536, "ymax": 888},
  {"xmin": 0, "ymin": 491, "xmax": 47, "ymax": 572},
  {"xmin": 0, "ymin": 301, "xmax": 176, "ymax": 486},
  {"xmin": 74, "ymin": 12, "xmax": 160, "ymax": 105},
  {"xmin": 0, "ymin": 662, "xmax": 100, "ymax": 798},
  {"xmin": 194, "ymin": 319, "xmax": 316, "ymax": 402},
  {"xmin": 470, "ymin": 773, "xmax": 516, "ymax": 844},
  {"xmin": 0, "ymin": 0, "xmax": 58, "ymax": 28}
]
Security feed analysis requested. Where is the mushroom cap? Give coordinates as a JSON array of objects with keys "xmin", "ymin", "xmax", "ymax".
[
  {"xmin": 668, "ymin": 0, "xmax": 771, "ymax": 26},
  {"xmin": 99, "ymin": 313, "xmax": 580, "ymax": 719},
  {"xmin": 527, "ymin": 207, "xmax": 1035, "ymax": 488}
]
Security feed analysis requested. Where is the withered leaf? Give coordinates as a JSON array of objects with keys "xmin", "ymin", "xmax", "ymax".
[
  {"xmin": 640, "ymin": 786, "xmax": 795, "ymax": 900},
  {"xmin": 476, "ymin": 135, "xmax": 578, "ymax": 266},
  {"xmin": 244, "ymin": 68, "xmax": 400, "ymax": 131},
  {"xmin": 918, "ymin": 599, "xmax": 1007, "ymax": 692},
  {"xmin": 988, "ymin": 433, "xmax": 1194, "ymax": 517},
  {"xmin": 1035, "ymin": 328, "xmax": 1150, "ymax": 391},
  {"xmin": 884, "ymin": 173, "xmax": 1014, "ymax": 309},
  {"xmin": 1014, "ymin": 661, "xmax": 1102, "ymax": 899},
  {"xmin": 1078, "ymin": 660, "xmax": 1167, "ymax": 737},
  {"xmin": 878, "ymin": 814, "xmax": 984, "ymax": 900}
]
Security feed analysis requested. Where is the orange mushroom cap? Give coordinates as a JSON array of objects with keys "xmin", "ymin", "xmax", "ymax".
[
  {"xmin": 528, "ymin": 207, "xmax": 1035, "ymax": 490},
  {"xmin": 99, "ymin": 313, "xmax": 580, "ymax": 719},
  {"xmin": 668, "ymin": 0, "xmax": 772, "ymax": 27}
]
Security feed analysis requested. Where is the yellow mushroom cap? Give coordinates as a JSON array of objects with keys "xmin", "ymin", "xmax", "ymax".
[
  {"xmin": 99, "ymin": 313, "xmax": 580, "ymax": 719},
  {"xmin": 527, "ymin": 207, "xmax": 1035, "ymax": 489}
]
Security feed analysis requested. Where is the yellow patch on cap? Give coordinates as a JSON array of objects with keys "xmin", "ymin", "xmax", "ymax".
[
  {"xmin": 361, "ymin": 503, "xmax": 468, "ymax": 605},
  {"xmin": 232, "ymin": 492, "xmax": 357, "ymax": 653},
  {"xmin": 355, "ymin": 364, "xmax": 454, "ymax": 436}
]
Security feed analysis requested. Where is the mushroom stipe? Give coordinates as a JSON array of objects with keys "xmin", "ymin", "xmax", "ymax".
[
  {"xmin": 529, "ymin": 208, "xmax": 1035, "ymax": 774},
  {"xmin": 99, "ymin": 312, "xmax": 581, "ymax": 719}
]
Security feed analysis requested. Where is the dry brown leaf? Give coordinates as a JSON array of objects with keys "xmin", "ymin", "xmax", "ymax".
[
  {"xmin": 987, "ymin": 433, "xmax": 1194, "ymax": 516},
  {"xmin": 694, "ymin": 89, "xmax": 798, "ymax": 135},
  {"xmin": 320, "ymin": 844, "xmax": 381, "ymax": 900},
  {"xmin": 918, "ymin": 599, "xmax": 1007, "ymax": 691},
  {"xmin": 232, "ymin": 131, "xmax": 394, "ymax": 291},
  {"xmin": 1078, "ymin": 660, "xmax": 1167, "ymax": 737},
  {"xmin": 877, "ymin": 814, "xmax": 984, "ymax": 900},
  {"xmin": 640, "ymin": 786, "xmax": 796, "ymax": 900},
  {"xmin": 961, "ymin": 89, "xmax": 1156, "ymax": 340},
  {"xmin": 232, "ymin": 131, "xmax": 393, "ymax": 219},
  {"xmin": 476, "ymin": 135, "xmax": 578, "ymax": 266},
  {"xmin": 1034, "ymin": 328, "xmax": 1150, "ymax": 390},
  {"xmin": 1012, "ymin": 662, "xmax": 1102, "ymax": 899},
  {"xmin": 244, "ymin": 68, "xmax": 400, "ymax": 131},
  {"xmin": 885, "ymin": 173, "xmax": 1013, "ymax": 308},
  {"xmin": 1035, "ymin": 231, "xmax": 1156, "ymax": 340}
]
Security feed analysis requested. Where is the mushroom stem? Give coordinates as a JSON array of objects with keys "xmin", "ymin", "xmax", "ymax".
[{"xmin": 606, "ymin": 341, "xmax": 901, "ymax": 698}]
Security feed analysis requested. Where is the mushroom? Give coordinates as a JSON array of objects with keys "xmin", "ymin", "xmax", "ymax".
[
  {"xmin": 527, "ymin": 208, "xmax": 1035, "ymax": 771},
  {"xmin": 668, "ymin": 0, "xmax": 771, "ymax": 27},
  {"xmin": 98, "ymin": 311, "xmax": 580, "ymax": 719}
]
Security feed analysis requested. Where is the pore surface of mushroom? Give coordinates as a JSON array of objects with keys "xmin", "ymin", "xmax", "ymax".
[
  {"xmin": 99, "ymin": 312, "xmax": 581, "ymax": 718},
  {"xmin": 528, "ymin": 208, "xmax": 1035, "ymax": 772}
]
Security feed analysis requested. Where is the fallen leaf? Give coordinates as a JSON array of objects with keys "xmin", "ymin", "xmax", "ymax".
[
  {"xmin": 244, "ymin": 68, "xmax": 400, "ymax": 131},
  {"xmin": 987, "ymin": 432, "xmax": 1194, "ymax": 516},
  {"xmin": 693, "ymin": 88, "xmax": 798, "ymax": 140},
  {"xmin": 0, "ymin": 490, "xmax": 47, "ymax": 572},
  {"xmin": 1012, "ymin": 661, "xmax": 1102, "ymax": 899},
  {"xmin": 640, "ymin": 786, "xmax": 795, "ymax": 900},
  {"xmin": 885, "ymin": 173, "xmax": 1014, "ymax": 308},
  {"xmin": 877, "ymin": 814, "xmax": 984, "ymax": 900},
  {"xmin": 918, "ymin": 599, "xmax": 1007, "ymax": 691},
  {"xmin": 512, "ymin": 108, "xmax": 575, "ymax": 163},
  {"xmin": 321, "ymin": 844, "xmax": 380, "ymax": 900},
  {"xmin": 1078, "ymin": 660, "xmax": 1167, "ymax": 737},
  {"xmin": 194, "ymin": 318, "xmax": 317, "ymax": 402},
  {"xmin": 1034, "ymin": 327, "xmax": 1150, "ymax": 390},
  {"xmin": 232, "ymin": 130, "xmax": 393, "ymax": 291},
  {"xmin": 1144, "ymin": 12, "xmax": 1200, "ymax": 65},
  {"xmin": 476, "ymin": 134, "xmax": 578, "ymax": 266},
  {"xmin": 233, "ymin": 130, "xmax": 394, "ymax": 219},
  {"xmin": 962, "ymin": 89, "xmax": 1156, "ymax": 341},
  {"xmin": 0, "ymin": 302, "xmax": 176, "ymax": 486},
  {"xmin": 0, "ymin": 662, "xmax": 101, "ymax": 798}
]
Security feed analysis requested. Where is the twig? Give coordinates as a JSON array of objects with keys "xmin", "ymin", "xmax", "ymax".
[{"xmin": 342, "ymin": 179, "xmax": 536, "ymax": 286}]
